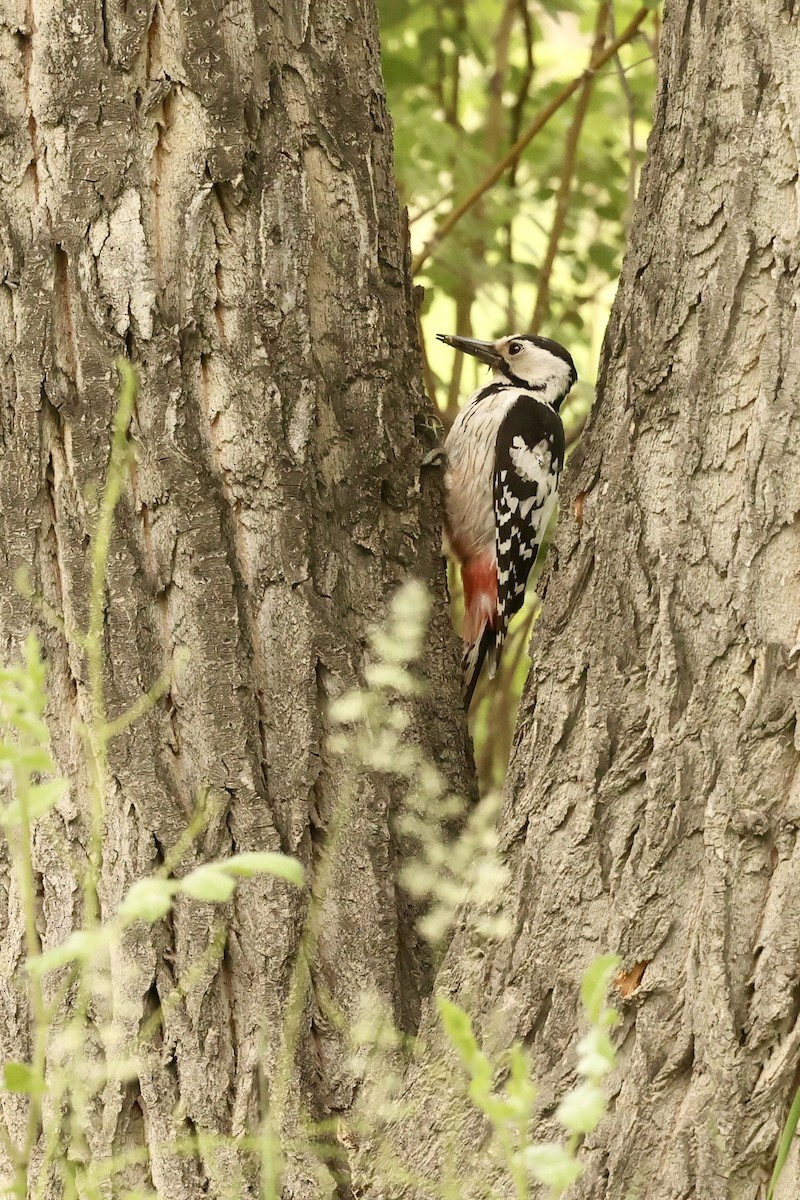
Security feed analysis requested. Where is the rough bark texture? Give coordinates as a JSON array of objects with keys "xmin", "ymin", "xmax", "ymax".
[
  {"xmin": 383, "ymin": 1, "xmax": 800, "ymax": 1197},
  {"xmin": 0, "ymin": 0, "xmax": 472, "ymax": 1194}
]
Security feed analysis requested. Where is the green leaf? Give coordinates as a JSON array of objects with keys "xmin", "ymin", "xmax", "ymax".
[
  {"xmin": 580, "ymin": 954, "xmax": 621, "ymax": 1023},
  {"xmin": 3, "ymin": 1062, "xmax": 44, "ymax": 1096},
  {"xmin": 222, "ymin": 852, "xmax": 304, "ymax": 887},
  {"xmin": 364, "ymin": 662, "xmax": 418, "ymax": 695},
  {"xmin": 768, "ymin": 1082, "xmax": 800, "ymax": 1200},
  {"xmin": 378, "ymin": 0, "xmax": 412, "ymax": 29},
  {"xmin": 576, "ymin": 1027, "xmax": 616, "ymax": 1080},
  {"xmin": 520, "ymin": 1143, "xmax": 584, "ymax": 1191},
  {"xmin": 555, "ymin": 1081, "xmax": 606, "ymax": 1134},
  {"xmin": 588, "ymin": 242, "xmax": 620, "ymax": 273},
  {"xmin": 28, "ymin": 930, "xmax": 105, "ymax": 976},
  {"xmin": 469, "ymin": 1082, "xmax": 510, "ymax": 1124},
  {"xmin": 179, "ymin": 866, "xmax": 236, "ymax": 903},
  {"xmin": 0, "ymin": 780, "xmax": 67, "ymax": 827},
  {"xmin": 437, "ymin": 997, "xmax": 490, "ymax": 1079},
  {"xmin": 13, "ymin": 567, "xmax": 33, "ymax": 598},
  {"xmin": 504, "ymin": 1043, "xmax": 537, "ymax": 1118},
  {"xmin": 118, "ymin": 878, "xmax": 175, "ymax": 924},
  {"xmin": 328, "ymin": 691, "xmax": 369, "ymax": 724},
  {"xmin": 438, "ymin": 998, "xmax": 475, "ymax": 1055},
  {"xmin": 11, "ymin": 713, "xmax": 50, "ymax": 743},
  {"xmin": 27, "ymin": 779, "xmax": 69, "ymax": 818}
]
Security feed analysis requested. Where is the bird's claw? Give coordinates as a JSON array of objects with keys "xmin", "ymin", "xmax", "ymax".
[{"xmin": 421, "ymin": 446, "xmax": 446, "ymax": 469}]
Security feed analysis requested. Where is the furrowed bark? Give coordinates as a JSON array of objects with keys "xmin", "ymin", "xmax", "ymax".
[
  {"xmin": 381, "ymin": 1, "xmax": 800, "ymax": 1196},
  {"xmin": 0, "ymin": 0, "xmax": 471, "ymax": 1194}
]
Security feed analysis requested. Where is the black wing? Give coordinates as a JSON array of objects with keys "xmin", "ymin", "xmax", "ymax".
[{"xmin": 493, "ymin": 397, "xmax": 565, "ymax": 657}]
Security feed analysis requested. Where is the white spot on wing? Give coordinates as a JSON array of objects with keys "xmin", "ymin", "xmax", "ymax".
[{"xmin": 509, "ymin": 436, "xmax": 555, "ymax": 494}]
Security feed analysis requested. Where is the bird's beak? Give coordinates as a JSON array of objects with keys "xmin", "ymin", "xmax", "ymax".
[{"xmin": 436, "ymin": 334, "xmax": 501, "ymax": 369}]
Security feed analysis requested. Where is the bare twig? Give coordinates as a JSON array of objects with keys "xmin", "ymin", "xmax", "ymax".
[
  {"xmin": 419, "ymin": 0, "xmax": 521, "ymax": 409},
  {"xmin": 411, "ymin": 6, "xmax": 651, "ymax": 276},
  {"xmin": 609, "ymin": 8, "xmax": 640, "ymax": 227},
  {"xmin": 432, "ymin": 0, "xmax": 447, "ymax": 115},
  {"xmin": 408, "ymin": 191, "xmax": 454, "ymax": 226},
  {"xmin": 504, "ymin": 0, "xmax": 536, "ymax": 327},
  {"xmin": 530, "ymin": 2, "xmax": 610, "ymax": 333},
  {"xmin": 447, "ymin": 0, "xmax": 467, "ymax": 126},
  {"xmin": 508, "ymin": 0, "xmax": 536, "ymax": 180},
  {"xmin": 487, "ymin": 0, "xmax": 517, "ymax": 149}
]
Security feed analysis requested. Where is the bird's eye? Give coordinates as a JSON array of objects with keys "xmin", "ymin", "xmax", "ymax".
[{"xmin": 508, "ymin": 341, "xmax": 522, "ymax": 355}]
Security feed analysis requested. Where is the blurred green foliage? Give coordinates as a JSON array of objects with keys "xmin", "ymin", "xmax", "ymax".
[
  {"xmin": 379, "ymin": 0, "xmax": 661, "ymax": 785},
  {"xmin": 381, "ymin": 0, "xmax": 660, "ymax": 407}
]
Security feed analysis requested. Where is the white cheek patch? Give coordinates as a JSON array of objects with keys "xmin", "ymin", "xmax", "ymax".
[
  {"xmin": 508, "ymin": 346, "xmax": 573, "ymax": 402},
  {"xmin": 509, "ymin": 436, "xmax": 555, "ymax": 493}
]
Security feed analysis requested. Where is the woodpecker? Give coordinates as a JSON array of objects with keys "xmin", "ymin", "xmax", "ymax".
[{"xmin": 437, "ymin": 332, "xmax": 576, "ymax": 707}]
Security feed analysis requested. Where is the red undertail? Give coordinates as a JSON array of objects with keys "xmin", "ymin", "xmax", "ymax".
[{"xmin": 461, "ymin": 554, "xmax": 497, "ymax": 707}]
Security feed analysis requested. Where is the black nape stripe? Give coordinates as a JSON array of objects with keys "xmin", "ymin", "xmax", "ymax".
[{"xmin": 478, "ymin": 381, "xmax": 516, "ymax": 398}]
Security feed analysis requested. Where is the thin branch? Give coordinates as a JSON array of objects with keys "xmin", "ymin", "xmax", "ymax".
[
  {"xmin": 504, "ymin": 0, "xmax": 536, "ymax": 325},
  {"xmin": 447, "ymin": 0, "xmax": 467, "ymax": 127},
  {"xmin": 530, "ymin": 1, "xmax": 610, "ymax": 334},
  {"xmin": 432, "ymin": 0, "xmax": 447, "ymax": 115},
  {"xmin": 610, "ymin": 8, "xmax": 640, "ymax": 228},
  {"xmin": 508, "ymin": 0, "xmax": 535, "ymax": 182},
  {"xmin": 617, "ymin": 51, "xmax": 656, "ymax": 74},
  {"xmin": 408, "ymin": 191, "xmax": 454, "ymax": 226},
  {"xmin": 649, "ymin": 6, "xmax": 661, "ymax": 58},
  {"xmin": 418, "ymin": 0, "xmax": 521, "ymax": 408},
  {"xmin": 411, "ymin": 6, "xmax": 651, "ymax": 276},
  {"xmin": 486, "ymin": 0, "xmax": 517, "ymax": 149}
]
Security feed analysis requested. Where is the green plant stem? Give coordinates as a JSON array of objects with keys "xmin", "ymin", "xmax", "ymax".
[
  {"xmin": 498, "ymin": 1125, "xmax": 528, "ymax": 1200},
  {"xmin": 411, "ymin": 6, "xmax": 651, "ymax": 276},
  {"xmin": 53, "ymin": 360, "xmax": 138, "ymax": 1195},
  {"xmin": 261, "ymin": 765, "xmax": 362, "ymax": 1199},
  {"xmin": 103, "ymin": 650, "xmax": 186, "ymax": 742},
  {"xmin": 13, "ymin": 771, "xmax": 49, "ymax": 1193},
  {"xmin": 768, "ymin": 1081, "xmax": 800, "ymax": 1199},
  {"xmin": 83, "ymin": 359, "xmax": 138, "ymax": 924},
  {"xmin": 137, "ymin": 923, "xmax": 227, "ymax": 1047},
  {"xmin": 0, "ymin": 1117, "xmax": 17, "ymax": 1173}
]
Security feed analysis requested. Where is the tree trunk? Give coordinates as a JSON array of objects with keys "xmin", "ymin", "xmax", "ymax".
[
  {"xmin": 0, "ymin": 0, "xmax": 471, "ymax": 1194},
  {"xmin": 384, "ymin": 1, "xmax": 800, "ymax": 1196}
]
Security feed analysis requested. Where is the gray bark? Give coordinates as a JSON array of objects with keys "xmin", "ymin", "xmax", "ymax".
[
  {"xmin": 0, "ymin": 0, "xmax": 472, "ymax": 1194},
  {"xmin": 383, "ymin": 1, "xmax": 800, "ymax": 1197}
]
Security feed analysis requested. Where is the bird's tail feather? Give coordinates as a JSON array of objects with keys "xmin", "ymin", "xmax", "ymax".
[{"xmin": 462, "ymin": 626, "xmax": 496, "ymax": 710}]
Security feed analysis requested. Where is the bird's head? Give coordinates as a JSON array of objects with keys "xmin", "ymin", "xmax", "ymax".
[{"xmin": 437, "ymin": 332, "xmax": 577, "ymax": 408}]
